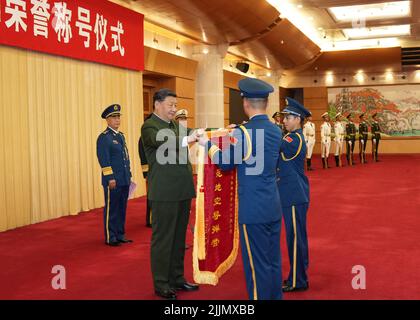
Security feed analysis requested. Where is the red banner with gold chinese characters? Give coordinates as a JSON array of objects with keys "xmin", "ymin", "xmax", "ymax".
[
  {"xmin": 0, "ymin": 0, "xmax": 144, "ymax": 71},
  {"xmin": 193, "ymin": 130, "xmax": 239, "ymax": 285}
]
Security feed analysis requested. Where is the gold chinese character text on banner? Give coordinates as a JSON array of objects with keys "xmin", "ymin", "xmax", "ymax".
[
  {"xmin": 212, "ymin": 211, "xmax": 221, "ymax": 220},
  {"xmin": 214, "ymin": 183, "xmax": 222, "ymax": 192},
  {"xmin": 213, "ymin": 197, "xmax": 222, "ymax": 206},
  {"xmin": 211, "ymin": 225, "xmax": 221, "ymax": 234},
  {"xmin": 211, "ymin": 238, "xmax": 220, "ymax": 247},
  {"xmin": 216, "ymin": 170, "xmax": 223, "ymax": 178}
]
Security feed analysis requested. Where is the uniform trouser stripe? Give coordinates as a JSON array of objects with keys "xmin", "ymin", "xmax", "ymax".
[
  {"xmin": 106, "ymin": 188, "xmax": 110, "ymax": 243},
  {"xmin": 242, "ymin": 224, "xmax": 258, "ymax": 300},
  {"xmin": 292, "ymin": 206, "xmax": 297, "ymax": 288}
]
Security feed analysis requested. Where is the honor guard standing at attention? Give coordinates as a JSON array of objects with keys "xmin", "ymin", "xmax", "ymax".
[
  {"xmin": 273, "ymin": 111, "xmax": 285, "ymax": 134},
  {"xmin": 141, "ymin": 89, "xmax": 200, "ymax": 300},
  {"xmin": 358, "ymin": 113, "xmax": 369, "ymax": 164},
  {"xmin": 371, "ymin": 113, "xmax": 381, "ymax": 162},
  {"xmin": 96, "ymin": 104, "xmax": 133, "ymax": 246},
  {"xmin": 278, "ymin": 97, "xmax": 311, "ymax": 293},
  {"xmin": 199, "ymin": 78, "xmax": 283, "ymax": 300},
  {"xmin": 320, "ymin": 112, "xmax": 332, "ymax": 169},
  {"xmin": 303, "ymin": 115, "xmax": 315, "ymax": 171},
  {"xmin": 175, "ymin": 109, "xmax": 188, "ymax": 127},
  {"xmin": 333, "ymin": 113, "xmax": 345, "ymax": 167},
  {"xmin": 345, "ymin": 113, "xmax": 357, "ymax": 165},
  {"xmin": 138, "ymin": 114, "xmax": 153, "ymax": 228}
]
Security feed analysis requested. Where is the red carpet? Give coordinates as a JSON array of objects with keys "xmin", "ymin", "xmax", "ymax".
[{"xmin": 1, "ymin": 154, "xmax": 419, "ymax": 300}]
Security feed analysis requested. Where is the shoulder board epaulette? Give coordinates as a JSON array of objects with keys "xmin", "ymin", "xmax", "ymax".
[
  {"xmin": 119, "ymin": 131, "xmax": 124, "ymax": 135},
  {"xmin": 102, "ymin": 129, "xmax": 109, "ymax": 135}
]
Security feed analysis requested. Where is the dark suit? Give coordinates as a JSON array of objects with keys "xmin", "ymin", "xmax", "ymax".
[
  {"xmin": 141, "ymin": 113, "xmax": 196, "ymax": 292},
  {"xmin": 96, "ymin": 128, "xmax": 131, "ymax": 244}
]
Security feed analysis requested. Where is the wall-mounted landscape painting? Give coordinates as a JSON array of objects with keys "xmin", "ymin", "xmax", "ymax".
[{"xmin": 328, "ymin": 85, "xmax": 420, "ymax": 137}]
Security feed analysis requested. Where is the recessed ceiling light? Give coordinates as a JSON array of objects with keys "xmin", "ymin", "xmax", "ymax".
[
  {"xmin": 297, "ymin": 4, "xmax": 303, "ymax": 9},
  {"xmin": 329, "ymin": 1, "xmax": 411, "ymax": 22},
  {"xmin": 343, "ymin": 25, "xmax": 411, "ymax": 39},
  {"xmin": 324, "ymin": 37, "xmax": 400, "ymax": 51}
]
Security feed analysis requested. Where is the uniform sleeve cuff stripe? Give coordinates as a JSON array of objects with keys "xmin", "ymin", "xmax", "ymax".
[{"xmin": 209, "ymin": 145, "xmax": 220, "ymax": 159}]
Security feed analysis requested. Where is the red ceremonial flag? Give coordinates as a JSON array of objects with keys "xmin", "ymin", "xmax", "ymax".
[{"xmin": 193, "ymin": 130, "xmax": 239, "ymax": 285}]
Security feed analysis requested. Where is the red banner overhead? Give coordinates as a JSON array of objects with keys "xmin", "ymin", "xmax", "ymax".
[{"xmin": 0, "ymin": 0, "xmax": 144, "ymax": 71}]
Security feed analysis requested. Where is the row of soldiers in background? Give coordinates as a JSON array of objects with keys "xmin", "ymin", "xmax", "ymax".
[{"xmin": 301, "ymin": 112, "xmax": 381, "ymax": 170}]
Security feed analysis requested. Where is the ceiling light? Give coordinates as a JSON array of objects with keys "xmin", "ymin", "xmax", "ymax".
[
  {"xmin": 329, "ymin": 1, "xmax": 411, "ymax": 22},
  {"xmin": 343, "ymin": 25, "xmax": 411, "ymax": 39},
  {"xmin": 355, "ymin": 72, "xmax": 365, "ymax": 83},
  {"xmin": 324, "ymin": 37, "xmax": 400, "ymax": 51},
  {"xmin": 326, "ymin": 72, "xmax": 334, "ymax": 84},
  {"xmin": 385, "ymin": 71, "xmax": 394, "ymax": 81}
]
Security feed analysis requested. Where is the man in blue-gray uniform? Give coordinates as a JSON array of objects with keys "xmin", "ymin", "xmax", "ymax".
[
  {"xmin": 199, "ymin": 78, "xmax": 283, "ymax": 300},
  {"xmin": 96, "ymin": 104, "xmax": 133, "ymax": 246},
  {"xmin": 278, "ymin": 97, "xmax": 311, "ymax": 292}
]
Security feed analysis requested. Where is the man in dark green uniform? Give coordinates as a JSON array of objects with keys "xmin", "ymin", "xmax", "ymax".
[
  {"xmin": 345, "ymin": 113, "xmax": 356, "ymax": 166},
  {"xmin": 138, "ymin": 120, "xmax": 152, "ymax": 228},
  {"xmin": 358, "ymin": 113, "xmax": 369, "ymax": 164},
  {"xmin": 371, "ymin": 113, "xmax": 381, "ymax": 162},
  {"xmin": 141, "ymin": 88, "xmax": 200, "ymax": 300}
]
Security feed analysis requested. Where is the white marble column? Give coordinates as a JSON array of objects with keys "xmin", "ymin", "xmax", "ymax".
[{"xmin": 193, "ymin": 45, "xmax": 227, "ymax": 129}]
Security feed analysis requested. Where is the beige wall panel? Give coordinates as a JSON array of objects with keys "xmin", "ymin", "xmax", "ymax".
[
  {"xmin": 144, "ymin": 46, "xmax": 197, "ymax": 80},
  {"xmin": 176, "ymin": 78, "xmax": 195, "ymax": 99},
  {"xmin": 177, "ymin": 97, "xmax": 195, "ymax": 118},
  {"xmin": 224, "ymin": 103, "xmax": 230, "ymax": 120},
  {"xmin": 304, "ymin": 87, "xmax": 328, "ymax": 99},
  {"xmin": 304, "ymin": 98, "xmax": 328, "ymax": 111},
  {"xmin": 158, "ymin": 77, "xmax": 176, "ymax": 92},
  {"xmin": 224, "ymin": 70, "xmax": 245, "ymax": 89},
  {"xmin": 224, "ymin": 87, "xmax": 230, "ymax": 104}
]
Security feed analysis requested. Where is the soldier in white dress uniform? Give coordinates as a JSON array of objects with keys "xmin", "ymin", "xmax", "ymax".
[
  {"xmin": 333, "ymin": 113, "xmax": 345, "ymax": 167},
  {"xmin": 303, "ymin": 115, "xmax": 315, "ymax": 171},
  {"xmin": 320, "ymin": 112, "xmax": 332, "ymax": 169}
]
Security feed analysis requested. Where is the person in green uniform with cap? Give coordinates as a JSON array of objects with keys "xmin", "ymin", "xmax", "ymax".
[{"xmin": 141, "ymin": 88, "xmax": 201, "ymax": 300}]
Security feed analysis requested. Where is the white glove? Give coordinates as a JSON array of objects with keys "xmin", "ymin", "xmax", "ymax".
[
  {"xmin": 187, "ymin": 128, "xmax": 205, "ymax": 143},
  {"xmin": 187, "ymin": 131, "xmax": 199, "ymax": 144},
  {"xmin": 361, "ymin": 139, "xmax": 364, "ymax": 145},
  {"xmin": 349, "ymin": 141, "xmax": 352, "ymax": 146},
  {"xmin": 198, "ymin": 135, "xmax": 209, "ymax": 146},
  {"xmin": 373, "ymin": 138, "xmax": 376, "ymax": 143}
]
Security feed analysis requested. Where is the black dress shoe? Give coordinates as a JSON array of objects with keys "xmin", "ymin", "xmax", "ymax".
[
  {"xmin": 155, "ymin": 289, "xmax": 177, "ymax": 300},
  {"xmin": 282, "ymin": 282, "xmax": 309, "ymax": 292},
  {"xmin": 106, "ymin": 241, "xmax": 121, "ymax": 247},
  {"xmin": 118, "ymin": 238, "xmax": 133, "ymax": 243},
  {"xmin": 175, "ymin": 282, "xmax": 199, "ymax": 291}
]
